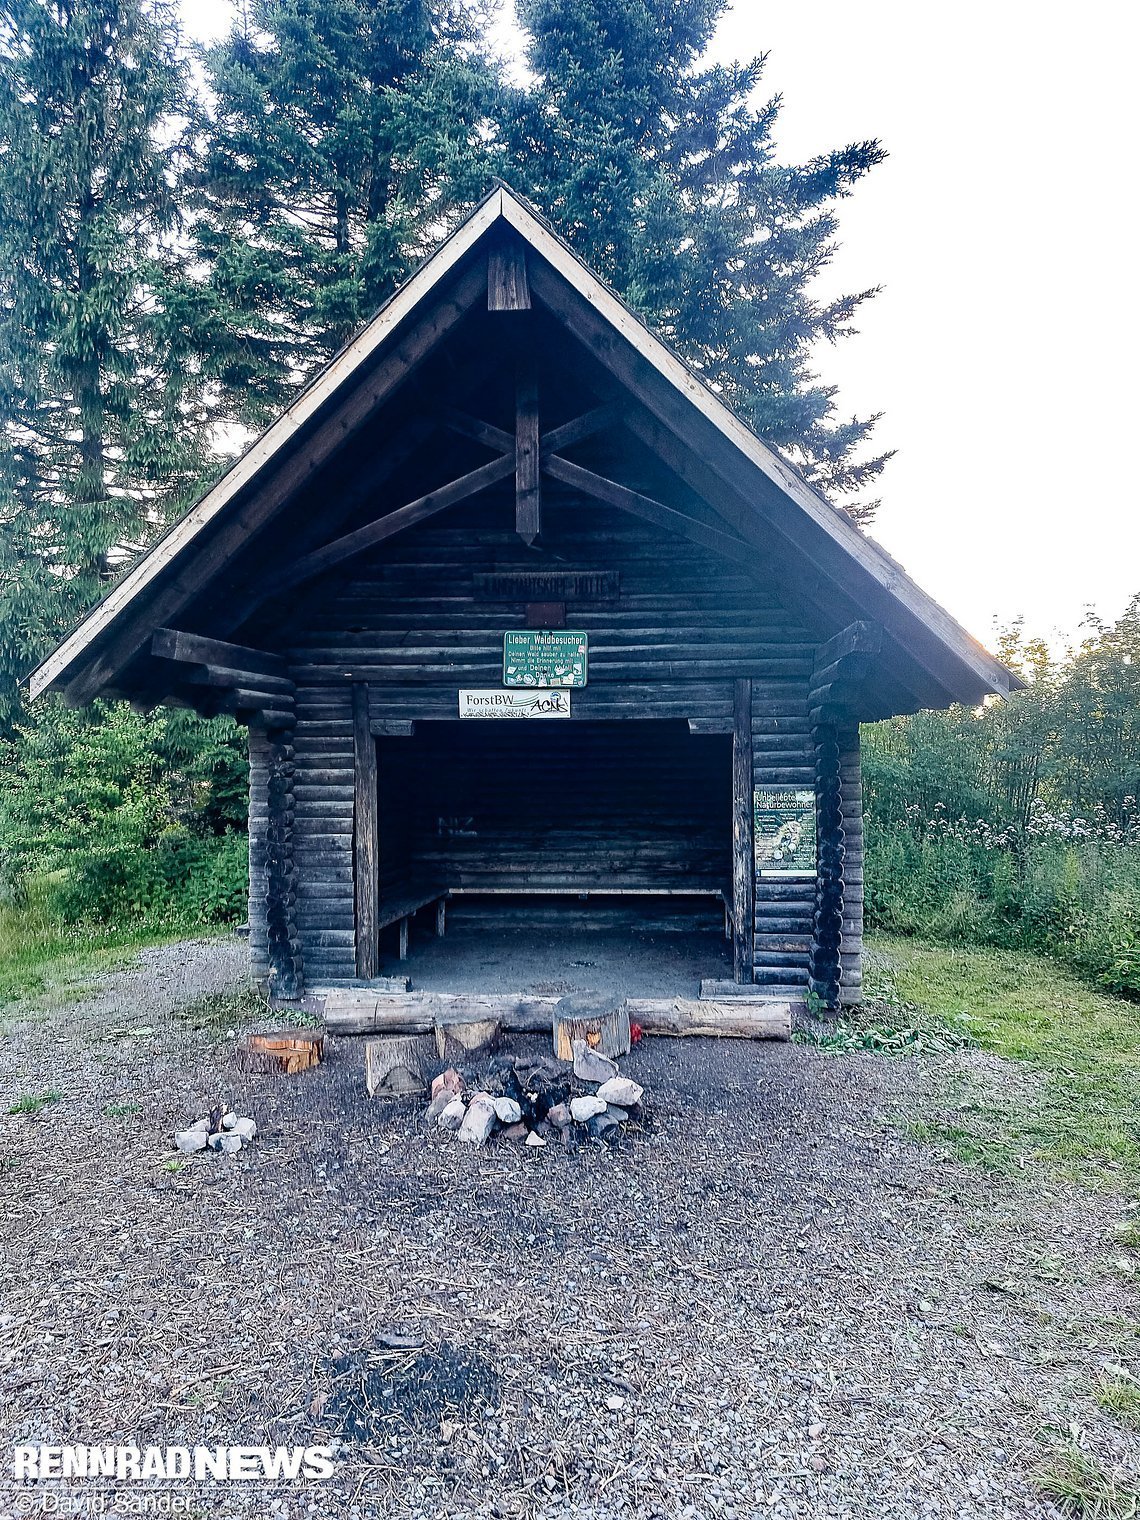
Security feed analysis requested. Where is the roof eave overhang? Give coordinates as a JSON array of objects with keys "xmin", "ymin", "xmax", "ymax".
[{"xmin": 28, "ymin": 184, "xmax": 1018, "ymax": 713}]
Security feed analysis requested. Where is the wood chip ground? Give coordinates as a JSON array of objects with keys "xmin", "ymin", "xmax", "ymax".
[{"xmin": 0, "ymin": 939, "xmax": 1137, "ymax": 1519}]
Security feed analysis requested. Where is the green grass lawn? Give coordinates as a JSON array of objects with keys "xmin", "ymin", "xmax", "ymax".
[
  {"xmin": 863, "ymin": 934, "xmax": 1140, "ymax": 1186},
  {"xmin": 0, "ymin": 900, "xmax": 195, "ymax": 1016}
]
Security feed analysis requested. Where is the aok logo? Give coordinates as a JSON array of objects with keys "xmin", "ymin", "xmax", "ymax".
[{"xmin": 458, "ymin": 688, "xmax": 572, "ymax": 718}]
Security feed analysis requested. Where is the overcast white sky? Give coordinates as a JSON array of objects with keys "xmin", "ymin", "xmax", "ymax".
[{"xmin": 180, "ymin": 0, "xmax": 1139, "ymax": 654}]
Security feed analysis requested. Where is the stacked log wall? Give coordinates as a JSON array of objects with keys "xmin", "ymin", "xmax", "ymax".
[
  {"xmin": 247, "ymin": 732, "xmax": 270, "ymax": 979},
  {"xmin": 839, "ymin": 725, "xmax": 863, "ymax": 1005},
  {"xmin": 261, "ymin": 504, "xmax": 860, "ymax": 989}
]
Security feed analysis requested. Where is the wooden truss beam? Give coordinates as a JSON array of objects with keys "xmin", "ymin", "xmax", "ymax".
[
  {"xmin": 438, "ymin": 403, "xmax": 621, "ymax": 461},
  {"xmin": 488, "ymin": 243, "xmax": 530, "ymax": 311},
  {"xmin": 543, "ymin": 454, "xmax": 750, "ymax": 562},
  {"xmin": 278, "ymin": 452, "xmax": 516, "ymax": 592}
]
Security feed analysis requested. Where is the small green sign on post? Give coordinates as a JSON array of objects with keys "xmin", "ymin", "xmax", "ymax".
[
  {"xmin": 503, "ymin": 630, "xmax": 588, "ymax": 688},
  {"xmin": 754, "ymin": 788, "xmax": 817, "ymax": 877}
]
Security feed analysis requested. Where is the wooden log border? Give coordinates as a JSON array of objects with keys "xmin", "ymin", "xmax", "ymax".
[{"xmin": 298, "ymin": 989, "xmax": 793, "ymax": 1041}]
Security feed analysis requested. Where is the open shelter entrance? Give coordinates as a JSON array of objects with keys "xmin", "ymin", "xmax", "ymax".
[{"xmin": 373, "ymin": 718, "xmax": 735, "ymax": 991}]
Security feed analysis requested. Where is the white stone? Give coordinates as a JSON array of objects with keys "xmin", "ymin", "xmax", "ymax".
[
  {"xmin": 188, "ymin": 1117, "xmax": 211, "ymax": 1134},
  {"xmin": 217, "ymin": 1133, "xmax": 243, "ymax": 1154},
  {"xmin": 438, "ymin": 1097, "xmax": 466, "ymax": 1132},
  {"xmin": 493, "ymin": 1096, "xmax": 522, "ymax": 1125},
  {"xmin": 232, "ymin": 1117, "xmax": 257, "ymax": 1141},
  {"xmin": 596, "ymin": 1077, "xmax": 643, "ymax": 1108},
  {"xmin": 425, "ymin": 1089, "xmax": 452, "ymax": 1124},
  {"xmin": 570, "ymin": 1095, "xmax": 606, "ymax": 1123},
  {"xmin": 605, "ymin": 1394, "xmax": 625, "ymax": 1411},
  {"xmin": 524, "ymin": 1130, "xmax": 546, "ymax": 1148},
  {"xmin": 174, "ymin": 1131, "xmax": 207, "ymax": 1154},
  {"xmin": 572, "ymin": 1039, "xmax": 619, "ymax": 1084},
  {"xmin": 221, "ymin": 1112, "xmax": 238, "ymax": 1130},
  {"xmin": 457, "ymin": 1094, "xmax": 496, "ymax": 1145}
]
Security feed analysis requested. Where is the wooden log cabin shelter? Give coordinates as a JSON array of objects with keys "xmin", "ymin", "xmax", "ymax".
[{"xmin": 30, "ymin": 186, "xmax": 1018, "ymax": 1018}]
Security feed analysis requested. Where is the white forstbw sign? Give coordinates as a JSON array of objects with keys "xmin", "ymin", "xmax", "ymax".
[{"xmin": 458, "ymin": 689, "xmax": 571, "ymax": 719}]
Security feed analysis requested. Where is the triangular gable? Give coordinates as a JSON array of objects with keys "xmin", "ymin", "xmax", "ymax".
[{"xmin": 29, "ymin": 185, "xmax": 1016, "ymax": 706}]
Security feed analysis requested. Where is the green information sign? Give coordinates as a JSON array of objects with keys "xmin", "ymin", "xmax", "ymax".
[
  {"xmin": 754, "ymin": 788, "xmax": 817, "ymax": 877},
  {"xmin": 503, "ymin": 630, "xmax": 588, "ymax": 688}
]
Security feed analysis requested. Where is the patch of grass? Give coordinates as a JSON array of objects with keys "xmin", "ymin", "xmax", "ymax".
[
  {"xmin": 103, "ymin": 1100, "xmax": 142, "ymax": 1119},
  {"xmin": 797, "ymin": 1019, "xmax": 971, "ymax": 1056},
  {"xmin": 798, "ymin": 949, "xmax": 976, "ymax": 1056},
  {"xmin": 0, "ymin": 899, "xmax": 184, "ymax": 1022},
  {"xmin": 904, "ymin": 1113, "xmax": 1020, "ymax": 1172},
  {"xmin": 871, "ymin": 935, "xmax": 1140, "ymax": 1186},
  {"xmin": 8, "ymin": 1089, "xmax": 63, "ymax": 1115},
  {"xmin": 1096, "ymin": 1374, "xmax": 1140, "ymax": 1428},
  {"xmin": 175, "ymin": 982, "xmax": 273, "ymax": 1033},
  {"xmin": 1037, "ymin": 1446, "xmax": 1140, "ymax": 1517},
  {"xmin": 1112, "ymin": 1219, "xmax": 1140, "ymax": 1250}
]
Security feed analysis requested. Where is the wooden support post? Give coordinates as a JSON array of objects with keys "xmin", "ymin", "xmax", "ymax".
[
  {"xmin": 808, "ymin": 723, "xmax": 845, "ymax": 1011},
  {"xmin": 435, "ymin": 899, "xmax": 446, "ymax": 937},
  {"xmin": 732, "ymin": 678, "xmax": 755, "ymax": 984},
  {"xmin": 352, "ymin": 683, "xmax": 380, "ymax": 980},
  {"xmin": 398, "ymin": 918, "xmax": 409, "ymax": 961},
  {"xmin": 516, "ymin": 354, "xmax": 541, "ymax": 544},
  {"xmin": 261, "ymin": 722, "xmax": 301, "ymax": 999}
]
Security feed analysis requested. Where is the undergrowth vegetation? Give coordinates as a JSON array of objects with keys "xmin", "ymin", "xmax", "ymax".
[{"xmin": 864, "ymin": 603, "xmax": 1140, "ymax": 998}]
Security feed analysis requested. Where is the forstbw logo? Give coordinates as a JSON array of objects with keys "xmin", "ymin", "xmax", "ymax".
[{"xmin": 11, "ymin": 1446, "xmax": 335, "ymax": 1481}]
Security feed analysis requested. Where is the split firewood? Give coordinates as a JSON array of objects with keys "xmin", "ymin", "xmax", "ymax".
[
  {"xmin": 434, "ymin": 1018, "xmax": 500, "ymax": 1062},
  {"xmin": 365, "ymin": 1034, "xmax": 436, "ymax": 1096}
]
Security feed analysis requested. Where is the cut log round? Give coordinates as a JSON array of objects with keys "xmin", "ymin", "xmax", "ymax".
[
  {"xmin": 238, "ymin": 1028, "xmax": 324, "ymax": 1075},
  {"xmin": 365, "ymin": 1034, "xmax": 436, "ymax": 1097},
  {"xmin": 552, "ymin": 995, "xmax": 630, "ymax": 1062},
  {"xmin": 434, "ymin": 1018, "xmax": 500, "ymax": 1062}
]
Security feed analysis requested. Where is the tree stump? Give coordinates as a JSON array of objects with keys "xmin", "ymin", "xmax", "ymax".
[
  {"xmin": 365, "ymin": 1034, "xmax": 436, "ymax": 1097},
  {"xmin": 238, "ymin": 1029, "xmax": 324, "ymax": 1075},
  {"xmin": 434, "ymin": 1019, "xmax": 500, "ymax": 1063},
  {"xmin": 552, "ymin": 995, "xmax": 630, "ymax": 1062}
]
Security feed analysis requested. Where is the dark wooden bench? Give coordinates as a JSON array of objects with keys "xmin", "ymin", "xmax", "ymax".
[
  {"xmin": 377, "ymin": 885, "xmax": 449, "ymax": 960},
  {"xmin": 447, "ymin": 884, "xmax": 737, "ymax": 939}
]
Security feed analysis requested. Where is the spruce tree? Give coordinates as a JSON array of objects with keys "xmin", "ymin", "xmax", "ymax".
[
  {"xmin": 0, "ymin": 0, "xmax": 208, "ymax": 721},
  {"xmin": 194, "ymin": 0, "xmax": 500, "ymax": 427},
  {"xmin": 508, "ymin": 0, "xmax": 889, "ymax": 518}
]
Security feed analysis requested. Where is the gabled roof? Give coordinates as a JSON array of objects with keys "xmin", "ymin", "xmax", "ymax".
[{"xmin": 29, "ymin": 184, "xmax": 1016, "ymax": 708}]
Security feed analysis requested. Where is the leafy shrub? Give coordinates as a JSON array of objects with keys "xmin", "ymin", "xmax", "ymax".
[{"xmin": 0, "ymin": 700, "xmax": 248, "ymax": 931}]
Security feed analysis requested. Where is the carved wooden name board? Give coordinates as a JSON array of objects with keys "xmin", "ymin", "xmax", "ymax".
[
  {"xmin": 754, "ymin": 788, "xmax": 817, "ymax": 877},
  {"xmin": 503, "ymin": 630, "xmax": 588, "ymax": 688},
  {"xmin": 458, "ymin": 689, "xmax": 572, "ymax": 719},
  {"xmin": 473, "ymin": 570, "xmax": 619, "ymax": 601}
]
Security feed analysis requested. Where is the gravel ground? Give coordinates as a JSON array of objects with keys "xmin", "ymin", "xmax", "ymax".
[{"xmin": 1, "ymin": 937, "xmax": 1138, "ymax": 1520}]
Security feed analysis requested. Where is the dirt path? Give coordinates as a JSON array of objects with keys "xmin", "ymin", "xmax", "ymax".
[{"xmin": 1, "ymin": 940, "xmax": 1137, "ymax": 1519}]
